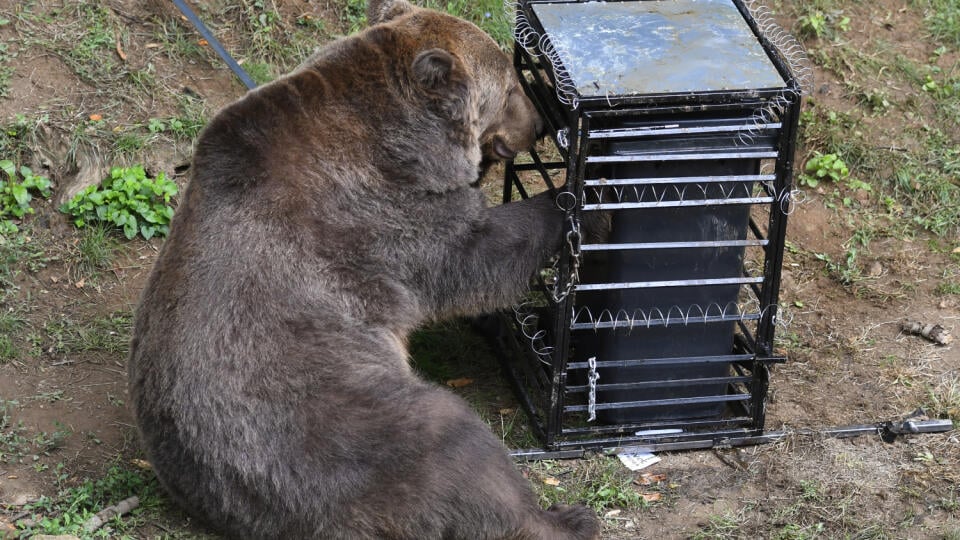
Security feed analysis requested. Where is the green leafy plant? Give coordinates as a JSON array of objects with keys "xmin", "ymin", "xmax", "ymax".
[
  {"xmin": 798, "ymin": 9, "xmax": 850, "ymax": 39},
  {"xmin": 19, "ymin": 463, "xmax": 164, "ymax": 538},
  {"xmin": 0, "ymin": 159, "xmax": 52, "ymax": 234},
  {"xmin": 60, "ymin": 165, "xmax": 177, "ymax": 240},
  {"xmin": 799, "ymin": 152, "xmax": 850, "ymax": 188}
]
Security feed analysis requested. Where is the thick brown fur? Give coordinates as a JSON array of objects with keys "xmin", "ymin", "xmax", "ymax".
[{"xmin": 128, "ymin": 2, "xmax": 601, "ymax": 539}]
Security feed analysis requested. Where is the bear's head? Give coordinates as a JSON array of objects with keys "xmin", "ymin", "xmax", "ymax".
[{"xmin": 368, "ymin": 0, "xmax": 543, "ymax": 172}]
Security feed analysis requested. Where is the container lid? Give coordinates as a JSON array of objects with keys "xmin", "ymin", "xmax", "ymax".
[{"xmin": 531, "ymin": 0, "xmax": 787, "ymax": 97}]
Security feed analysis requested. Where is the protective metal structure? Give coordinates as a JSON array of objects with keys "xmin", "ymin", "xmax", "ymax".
[{"xmin": 498, "ymin": 0, "xmax": 808, "ymax": 452}]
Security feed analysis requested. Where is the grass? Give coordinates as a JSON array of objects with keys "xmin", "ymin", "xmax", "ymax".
[
  {"xmin": 71, "ymin": 222, "xmax": 118, "ymax": 280},
  {"xmin": 18, "ymin": 461, "xmax": 168, "ymax": 538},
  {"xmin": 0, "ymin": 309, "xmax": 25, "ymax": 362},
  {"xmin": 691, "ymin": 512, "xmax": 745, "ymax": 540},
  {"xmin": 0, "ymin": 400, "xmax": 71, "ymax": 466},
  {"xmin": 14, "ymin": 1, "xmax": 126, "ymax": 86},
  {"xmin": 42, "ymin": 311, "xmax": 132, "ymax": 356},
  {"xmin": 0, "ymin": 228, "xmax": 49, "ymax": 300},
  {"xmin": 342, "ymin": 0, "xmax": 513, "ymax": 47},
  {"xmin": 0, "ymin": 41, "xmax": 14, "ymax": 99},
  {"xmin": 924, "ymin": 377, "xmax": 960, "ymax": 422},
  {"xmin": 920, "ymin": 0, "xmax": 960, "ymax": 47},
  {"xmin": 524, "ymin": 456, "xmax": 656, "ymax": 513}
]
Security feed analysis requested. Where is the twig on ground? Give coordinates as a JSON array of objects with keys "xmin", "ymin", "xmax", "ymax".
[
  {"xmin": 901, "ymin": 320, "xmax": 953, "ymax": 345},
  {"xmin": 82, "ymin": 496, "xmax": 139, "ymax": 533}
]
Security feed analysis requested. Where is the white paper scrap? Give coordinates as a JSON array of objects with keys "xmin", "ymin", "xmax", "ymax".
[{"xmin": 617, "ymin": 450, "xmax": 661, "ymax": 471}]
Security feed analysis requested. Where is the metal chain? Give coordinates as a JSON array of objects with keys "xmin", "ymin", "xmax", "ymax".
[
  {"xmin": 549, "ymin": 212, "xmax": 582, "ymax": 304},
  {"xmin": 587, "ymin": 356, "xmax": 600, "ymax": 422}
]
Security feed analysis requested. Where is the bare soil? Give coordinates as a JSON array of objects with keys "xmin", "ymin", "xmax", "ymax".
[{"xmin": 0, "ymin": 1, "xmax": 957, "ymax": 539}]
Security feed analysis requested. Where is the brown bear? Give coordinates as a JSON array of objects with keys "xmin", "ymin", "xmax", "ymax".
[{"xmin": 128, "ymin": 1, "xmax": 602, "ymax": 538}]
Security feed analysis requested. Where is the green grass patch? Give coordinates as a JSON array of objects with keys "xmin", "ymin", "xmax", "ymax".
[
  {"xmin": 19, "ymin": 462, "xmax": 166, "ymax": 538},
  {"xmin": 42, "ymin": 311, "xmax": 132, "ymax": 356},
  {"xmin": 526, "ymin": 456, "xmax": 655, "ymax": 513},
  {"xmin": 0, "ymin": 41, "xmax": 15, "ymax": 98},
  {"xmin": 691, "ymin": 512, "xmax": 749, "ymax": 540},
  {"xmin": 920, "ymin": 0, "xmax": 960, "ymax": 47},
  {"xmin": 924, "ymin": 377, "xmax": 960, "ymax": 422},
  {"xmin": 342, "ymin": 0, "xmax": 513, "ymax": 48},
  {"xmin": 72, "ymin": 222, "xmax": 118, "ymax": 279}
]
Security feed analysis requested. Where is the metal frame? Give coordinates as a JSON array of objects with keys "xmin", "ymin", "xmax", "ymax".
[{"xmin": 499, "ymin": 0, "xmax": 804, "ymax": 453}]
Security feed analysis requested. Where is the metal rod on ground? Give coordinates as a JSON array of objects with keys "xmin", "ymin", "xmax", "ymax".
[
  {"xmin": 171, "ymin": 0, "xmax": 257, "ymax": 90},
  {"xmin": 510, "ymin": 418, "xmax": 955, "ymax": 460}
]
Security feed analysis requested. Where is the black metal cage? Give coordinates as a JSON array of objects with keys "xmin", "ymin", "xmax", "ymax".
[{"xmin": 497, "ymin": 0, "xmax": 807, "ymax": 453}]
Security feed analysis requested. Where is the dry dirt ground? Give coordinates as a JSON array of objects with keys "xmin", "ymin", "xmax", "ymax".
[{"xmin": 0, "ymin": 0, "xmax": 958, "ymax": 539}]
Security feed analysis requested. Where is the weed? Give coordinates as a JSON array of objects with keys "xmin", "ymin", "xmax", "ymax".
[
  {"xmin": 143, "ymin": 112, "xmax": 206, "ymax": 146},
  {"xmin": 0, "ymin": 159, "xmax": 52, "ymax": 234},
  {"xmin": 0, "ymin": 41, "xmax": 15, "ymax": 98},
  {"xmin": 72, "ymin": 222, "xmax": 118, "ymax": 279},
  {"xmin": 0, "ymin": 309, "xmax": 24, "ymax": 362},
  {"xmin": 341, "ymin": 0, "xmax": 513, "ymax": 47},
  {"xmin": 17, "ymin": 2, "xmax": 126, "ymax": 85},
  {"xmin": 0, "ymin": 400, "xmax": 30, "ymax": 463},
  {"xmin": 341, "ymin": 0, "xmax": 367, "ymax": 34},
  {"xmin": 43, "ymin": 311, "xmax": 132, "ymax": 355},
  {"xmin": 113, "ymin": 132, "xmax": 146, "ymax": 154},
  {"xmin": 0, "ymin": 334, "xmax": 15, "ymax": 362},
  {"xmin": 799, "ymin": 152, "xmax": 850, "ymax": 188},
  {"xmin": 1, "ymin": 402, "xmax": 70, "ymax": 465},
  {"xmin": 858, "ymin": 89, "xmax": 892, "ymax": 115},
  {"xmin": 797, "ymin": 8, "xmax": 850, "ymax": 40},
  {"xmin": 921, "ymin": 71, "xmax": 960, "ymax": 100},
  {"xmin": 935, "ymin": 280, "xmax": 960, "ymax": 295},
  {"xmin": 0, "ymin": 228, "xmax": 48, "ymax": 300},
  {"xmin": 815, "ymin": 249, "xmax": 862, "ymax": 287},
  {"xmin": 887, "ymin": 135, "xmax": 960, "ymax": 236},
  {"xmin": 20, "ymin": 462, "xmax": 166, "ymax": 538},
  {"xmin": 529, "ymin": 457, "xmax": 651, "ymax": 513},
  {"xmin": 690, "ymin": 513, "xmax": 744, "ymax": 539},
  {"xmin": 772, "ymin": 521, "xmax": 825, "ymax": 540},
  {"xmin": 924, "ymin": 377, "xmax": 960, "ymax": 422},
  {"xmin": 0, "ymin": 113, "xmax": 46, "ymax": 158},
  {"xmin": 61, "ymin": 165, "xmax": 177, "ymax": 240},
  {"xmin": 922, "ymin": 0, "xmax": 960, "ymax": 47},
  {"xmin": 243, "ymin": 61, "xmax": 275, "ymax": 85}
]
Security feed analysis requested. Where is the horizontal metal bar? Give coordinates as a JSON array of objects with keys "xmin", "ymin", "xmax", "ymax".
[
  {"xmin": 511, "ymin": 161, "xmax": 566, "ymax": 171},
  {"xmin": 559, "ymin": 418, "xmax": 754, "ymax": 437},
  {"xmin": 564, "ymin": 393, "xmax": 750, "ymax": 413},
  {"xmin": 570, "ymin": 312, "xmax": 762, "ymax": 331},
  {"xmin": 581, "ymin": 197, "xmax": 774, "ymax": 210},
  {"xmin": 510, "ymin": 448, "xmax": 588, "ymax": 461},
  {"xmin": 586, "ymin": 151, "xmax": 778, "ymax": 163},
  {"xmin": 566, "ymin": 353, "xmax": 755, "ymax": 370},
  {"xmin": 584, "ymin": 174, "xmax": 775, "ymax": 186},
  {"xmin": 587, "ymin": 123, "xmax": 782, "ymax": 140},
  {"xmin": 510, "ymin": 420, "xmax": 954, "ymax": 458},
  {"xmin": 565, "ymin": 376, "xmax": 752, "ymax": 394},
  {"xmin": 581, "ymin": 239, "xmax": 768, "ymax": 251},
  {"xmin": 575, "ymin": 276, "xmax": 763, "ymax": 291}
]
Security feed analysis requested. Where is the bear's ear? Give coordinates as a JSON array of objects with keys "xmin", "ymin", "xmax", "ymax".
[
  {"xmin": 367, "ymin": 0, "xmax": 415, "ymax": 25},
  {"xmin": 412, "ymin": 48, "xmax": 458, "ymax": 90}
]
